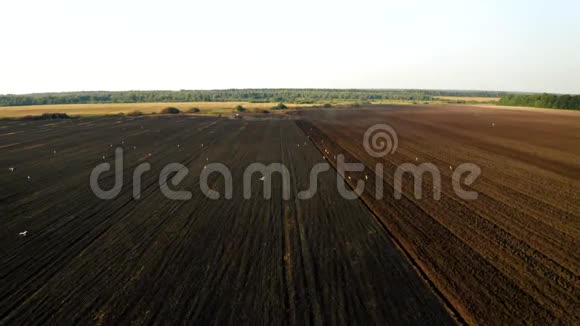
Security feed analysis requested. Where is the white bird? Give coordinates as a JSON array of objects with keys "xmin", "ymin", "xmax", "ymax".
[
  {"xmin": 9, "ymin": 167, "xmax": 15, "ymax": 172},
  {"xmin": 177, "ymin": 144, "xmax": 180, "ymax": 148},
  {"xmin": 365, "ymin": 175, "xmax": 368, "ymax": 180},
  {"xmin": 201, "ymin": 143, "xmax": 204, "ymax": 147},
  {"xmin": 53, "ymin": 150, "xmax": 57, "ymax": 154},
  {"xmin": 348, "ymin": 176, "xmax": 352, "ymax": 180},
  {"xmin": 19, "ymin": 231, "xmax": 28, "ymax": 237},
  {"xmin": 102, "ymin": 155, "xmax": 106, "ymax": 160},
  {"xmin": 415, "ymin": 157, "xmax": 418, "ymax": 161},
  {"xmin": 133, "ymin": 146, "xmax": 137, "ymax": 150},
  {"xmin": 492, "ymin": 122, "xmax": 496, "ymax": 127},
  {"xmin": 449, "ymin": 165, "xmax": 453, "ymax": 171},
  {"xmin": 206, "ymin": 158, "xmax": 209, "ymax": 161},
  {"xmin": 109, "ymin": 144, "xmax": 113, "ymax": 148},
  {"xmin": 259, "ymin": 176, "xmax": 266, "ymax": 181},
  {"xmin": 27, "ymin": 176, "xmax": 31, "ymax": 180},
  {"xmin": 148, "ymin": 153, "xmax": 152, "ymax": 157}
]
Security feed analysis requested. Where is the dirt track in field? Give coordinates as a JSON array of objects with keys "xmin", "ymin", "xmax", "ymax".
[
  {"xmin": 0, "ymin": 116, "xmax": 454, "ymax": 324},
  {"xmin": 297, "ymin": 104, "xmax": 579, "ymax": 325}
]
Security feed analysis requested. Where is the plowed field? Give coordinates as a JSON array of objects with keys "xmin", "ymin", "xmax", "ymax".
[
  {"xmin": 297, "ymin": 105, "xmax": 579, "ymax": 325},
  {"xmin": 0, "ymin": 115, "xmax": 455, "ymax": 324}
]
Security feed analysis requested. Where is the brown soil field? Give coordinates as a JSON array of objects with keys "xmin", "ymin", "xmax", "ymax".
[
  {"xmin": 0, "ymin": 115, "xmax": 454, "ymax": 324},
  {"xmin": 296, "ymin": 104, "xmax": 580, "ymax": 325}
]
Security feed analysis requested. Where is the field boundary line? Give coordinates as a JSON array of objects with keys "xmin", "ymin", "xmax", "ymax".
[{"xmin": 295, "ymin": 120, "xmax": 467, "ymax": 325}]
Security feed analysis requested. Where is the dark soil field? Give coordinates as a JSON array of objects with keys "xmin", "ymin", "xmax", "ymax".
[
  {"xmin": 297, "ymin": 105, "xmax": 580, "ymax": 325},
  {"xmin": 0, "ymin": 115, "xmax": 455, "ymax": 324}
]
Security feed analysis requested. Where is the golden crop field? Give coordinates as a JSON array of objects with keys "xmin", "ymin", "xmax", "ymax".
[
  {"xmin": 434, "ymin": 96, "xmax": 500, "ymax": 102},
  {"xmin": 0, "ymin": 102, "xmax": 314, "ymax": 118}
]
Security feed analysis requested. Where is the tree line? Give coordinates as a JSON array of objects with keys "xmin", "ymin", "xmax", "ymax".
[
  {"xmin": 498, "ymin": 94, "xmax": 580, "ymax": 110},
  {"xmin": 0, "ymin": 89, "xmax": 507, "ymax": 107}
]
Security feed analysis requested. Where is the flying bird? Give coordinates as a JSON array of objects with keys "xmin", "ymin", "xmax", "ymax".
[
  {"xmin": 8, "ymin": 167, "xmax": 15, "ymax": 172},
  {"xmin": 259, "ymin": 176, "xmax": 266, "ymax": 181},
  {"xmin": 19, "ymin": 231, "xmax": 28, "ymax": 237}
]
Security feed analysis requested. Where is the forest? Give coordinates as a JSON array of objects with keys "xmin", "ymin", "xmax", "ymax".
[
  {"xmin": 498, "ymin": 93, "xmax": 580, "ymax": 110},
  {"xmin": 0, "ymin": 89, "xmax": 506, "ymax": 107}
]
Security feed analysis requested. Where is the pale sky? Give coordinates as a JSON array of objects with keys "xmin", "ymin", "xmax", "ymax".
[{"xmin": 1, "ymin": 0, "xmax": 579, "ymax": 94}]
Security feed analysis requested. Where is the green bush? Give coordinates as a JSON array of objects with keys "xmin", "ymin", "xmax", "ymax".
[
  {"xmin": 323, "ymin": 103, "xmax": 332, "ymax": 108},
  {"xmin": 160, "ymin": 107, "xmax": 180, "ymax": 114},
  {"xmin": 235, "ymin": 105, "xmax": 246, "ymax": 112},
  {"xmin": 22, "ymin": 113, "xmax": 74, "ymax": 120},
  {"xmin": 273, "ymin": 102, "xmax": 288, "ymax": 110},
  {"xmin": 127, "ymin": 110, "xmax": 144, "ymax": 116}
]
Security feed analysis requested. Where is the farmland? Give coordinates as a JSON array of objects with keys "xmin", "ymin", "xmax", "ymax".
[
  {"xmin": 0, "ymin": 114, "xmax": 454, "ymax": 324},
  {"xmin": 0, "ymin": 104, "xmax": 578, "ymax": 324},
  {"xmin": 297, "ymin": 104, "xmax": 580, "ymax": 324}
]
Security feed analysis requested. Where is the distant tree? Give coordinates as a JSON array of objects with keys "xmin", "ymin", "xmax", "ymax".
[{"xmin": 323, "ymin": 103, "xmax": 332, "ymax": 108}]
